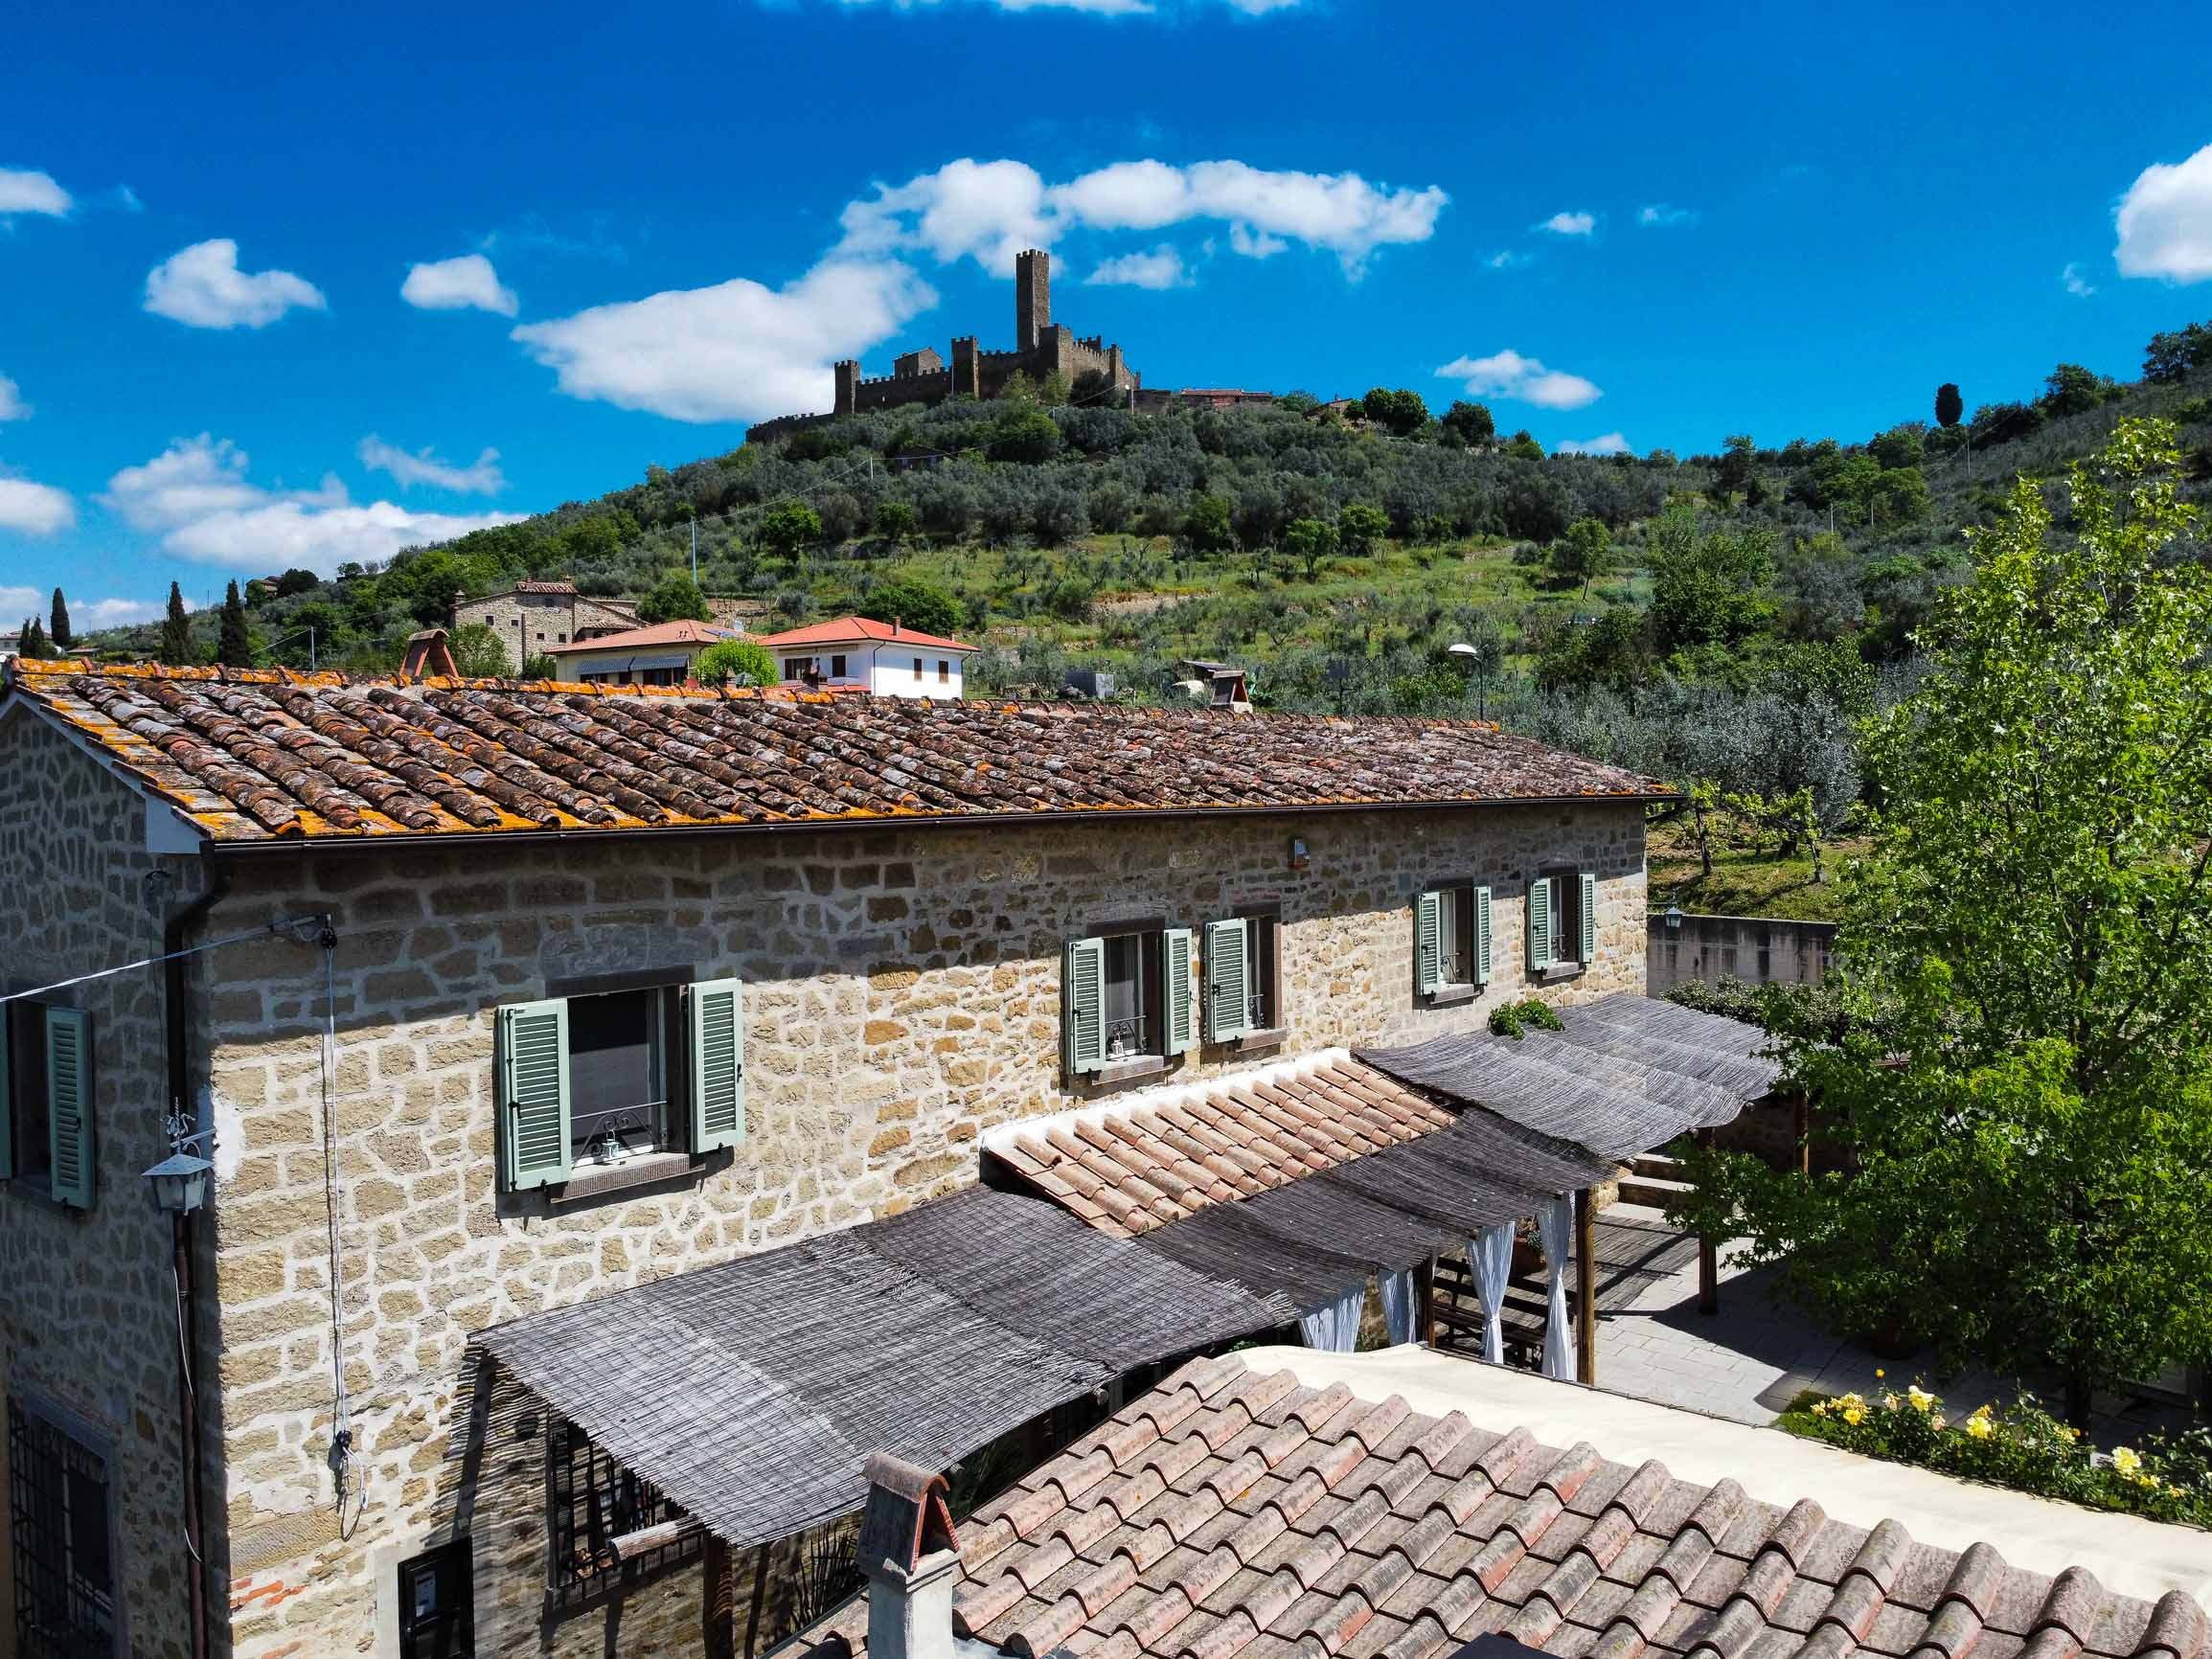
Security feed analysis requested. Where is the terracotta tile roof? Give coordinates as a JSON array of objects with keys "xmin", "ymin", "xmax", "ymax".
[
  {"xmin": 512, "ymin": 580, "xmax": 581, "ymax": 595},
  {"xmin": 1, "ymin": 661, "xmax": 1671, "ymax": 845},
  {"xmin": 988, "ymin": 1059, "xmax": 1456, "ymax": 1240},
  {"xmin": 539, "ymin": 618, "xmax": 737, "ymax": 654},
  {"xmin": 753, "ymin": 615, "xmax": 977, "ymax": 652},
  {"xmin": 791, "ymin": 1357, "xmax": 2209, "ymax": 1659}
]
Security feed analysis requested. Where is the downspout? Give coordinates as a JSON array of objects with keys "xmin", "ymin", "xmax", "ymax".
[{"xmin": 164, "ymin": 849, "xmax": 229, "ymax": 1659}]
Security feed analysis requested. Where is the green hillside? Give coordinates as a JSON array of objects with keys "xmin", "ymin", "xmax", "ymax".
[{"xmin": 51, "ymin": 320, "xmax": 2212, "ymax": 920}]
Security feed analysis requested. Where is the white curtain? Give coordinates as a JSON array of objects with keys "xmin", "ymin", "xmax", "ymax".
[
  {"xmin": 1469, "ymin": 1222, "xmax": 1514, "ymax": 1364},
  {"xmin": 1298, "ymin": 1284, "xmax": 1365, "ymax": 1352},
  {"xmin": 1539, "ymin": 1194, "xmax": 1574, "ymax": 1380},
  {"xmin": 1379, "ymin": 1268, "xmax": 1417, "ymax": 1346}
]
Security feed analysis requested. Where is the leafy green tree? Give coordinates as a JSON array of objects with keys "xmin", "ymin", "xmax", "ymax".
[
  {"xmin": 1503, "ymin": 430, "xmax": 1544, "ymax": 462},
  {"xmin": 635, "ymin": 572, "xmax": 713, "ymax": 625},
  {"xmin": 1284, "ymin": 516, "xmax": 1340, "ymax": 580},
  {"xmin": 1934, "ymin": 383, "xmax": 1964, "ymax": 430},
  {"xmin": 562, "ymin": 516, "xmax": 624, "ymax": 561},
  {"xmin": 1441, "ymin": 399, "xmax": 1495, "ymax": 445},
  {"xmin": 992, "ymin": 407, "xmax": 1062, "ymax": 464},
  {"xmin": 1037, "ymin": 370, "xmax": 1072, "ymax": 407},
  {"xmin": 521, "ymin": 652, "xmax": 559, "ymax": 679},
  {"xmin": 1533, "ymin": 605, "xmax": 1648, "ymax": 695},
  {"xmin": 1868, "ymin": 425, "xmax": 1924, "ymax": 469},
  {"xmin": 1182, "ymin": 493, "xmax": 1233, "ymax": 553},
  {"xmin": 875, "ymin": 500, "xmax": 919, "ymax": 545},
  {"xmin": 1337, "ymin": 502, "xmax": 1388, "ymax": 557},
  {"xmin": 694, "ymin": 638, "xmax": 780, "ymax": 688},
  {"xmin": 1647, "ymin": 504, "xmax": 1774, "ymax": 649},
  {"xmin": 857, "ymin": 579, "xmax": 962, "ymax": 639},
  {"xmin": 158, "ymin": 582, "xmax": 194, "ymax": 665},
  {"xmin": 1547, "ymin": 516, "xmax": 1611, "ymax": 596},
  {"xmin": 1361, "ymin": 387, "xmax": 1429, "ymax": 436},
  {"xmin": 275, "ymin": 567, "xmax": 321, "ymax": 597},
  {"xmin": 2143, "ymin": 321, "xmax": 2212, "ymax": 384},
  {"xmin": 2040, "ymin": 363, "xmax": 2107, "ymax": 419},
  {"xmin": 47, "ymin": 588, "xmax": 70, "ymax": 651},
  {"xmin": 449, "ymin": 622, "xmax": 513, "ymax": 677},
  {"xmin": 1676, "ymin": 422, "xmax": 2212, "ymax": 1430},
  {"xmin": 17, "ymin": 617, "xmax": 52, "ymax": 659},
  {"xmin": 760, "ymin": 501, "xmax": 823, "ymax": 557},
  {"xmin": 217, "ymin": 580, "xmax": 253, "ymax": 668},
  {"xmin": 1713, "ymin": 434, "xmax": 1756, "ymax": 500}
]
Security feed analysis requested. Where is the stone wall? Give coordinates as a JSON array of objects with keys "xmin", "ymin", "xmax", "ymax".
[
  {"xmin": 453, "ymin": 590, "xmax": 641, "ymax": 666},
  {"xmin": 1645, "ymin": 912, "xmax": 1836, "ymax": 996},
  {"xmin": 0, "ymin": 711, "xmax": 209, "ymax": 1659}
]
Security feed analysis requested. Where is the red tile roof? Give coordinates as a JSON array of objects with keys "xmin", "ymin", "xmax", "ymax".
[
  {"xmin": 540, "ymin": 619, "xmax": 736, "ymax": 654},
  {"xmin": 989, "ymin": 1060, "xmax": 1455, "ymax": 1239},
  {"xmin": 512, "ymin": 580, "xmax": 581, "ymax": 595},
  {"xmin": 753, "ymin": 616, "xmax": 976, "ymax": 652},
  {"xmin": 792, "ymin": 1356, "xmax": 2208, "ymax": 1659},
  {"xmin": 1, "ymin": 660, "xmax": 1671, "ymax": 844}
]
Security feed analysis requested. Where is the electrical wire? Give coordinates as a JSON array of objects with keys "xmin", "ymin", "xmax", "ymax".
[
  {"xmin": 0, "ymin": 915, "xmax": 334, "ymax": 1005},
  {"xmin": 171, "ymin": 1261, "xmax": 204, "ymax": 1568},
  {"xmin": 315, "ymin": 920, "xmax": 368, "ymax": 1540}
]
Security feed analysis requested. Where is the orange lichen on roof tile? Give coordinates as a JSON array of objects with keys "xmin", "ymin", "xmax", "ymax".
[{"xmin": 2, "ymin": 658, "xmax": 1672, "ymax": 844}]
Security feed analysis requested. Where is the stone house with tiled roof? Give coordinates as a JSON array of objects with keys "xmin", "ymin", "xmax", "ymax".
[{"xmin": 0, "ymin": 658, "xmax": 1669, "ymax": 1659}]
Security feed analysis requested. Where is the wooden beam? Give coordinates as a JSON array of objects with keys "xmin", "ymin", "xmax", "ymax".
[
  {"xmin": 1574, "ymin": 1188, "xmax": 1597, "ymax": 1386},
  {"xmin": 1696, "ymin": 1127, "xmax": 1719, "ymax": 1317},
  {"xmin": 611, "ymin": 1516, "xmax": 704, "ymax": 1559},
  {"xmin": 703, "ymin": 1534, "xmax": 736, "ymax": 1659},
  {"xmin": 1417, "ymin": 1254, "xmax": 1436, "ymax": 1347}
]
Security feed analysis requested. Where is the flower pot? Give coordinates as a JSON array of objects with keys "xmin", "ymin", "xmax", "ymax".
[{"xmin": 1512, "ymin": 1240, "xmax": 1545, "ymax": 1279}]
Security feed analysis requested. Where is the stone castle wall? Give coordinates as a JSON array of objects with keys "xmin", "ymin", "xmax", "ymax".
[
  {"xmin": 192, "ymin": 799, "xmax": 1644, "ymax": 1655},
  {"xmin": 0, "ymin": 712, "xmax": 210, "ymax": 1659}
]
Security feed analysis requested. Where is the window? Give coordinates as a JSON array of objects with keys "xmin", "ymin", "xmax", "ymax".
[
  {"xmin": 783, "ymin": 657, "xmax": 809, "ymax": 682},
  {"xmin": 496, "ymin": 976, "xmax": 743, "ymax": 1192},
  {"xmin": 1062, "ymin": 929, "xmax": 1194, "ymax": 1074},
  {"xmin": 9, "ymin": 1398, "xmax": 114, "ymax": 1659},
  {"xmin": 1415, "ymin": 887, "xmax": 1490, "ymax": 998},
  {"xmin": 830, "ymin": 653, "xmax": 847, "ymax": 678},
  {"xmin": 1526, "ymin": 871, "xmax": 1595, "ymax": 974},
  {"xmin": 2, "ymin": 1002, "xmax": 94, "ymax": 1208},
  {"xmin": 545, "ymin": 1418, "xmax": 697, "ymax": 1605},
  {"xmin": 1201, "ymin": 916, "xmax": 1278, "ymax": 1043},
  {"xmin": 397, "ymin": 1541, "xmax": 473, "ymax": 1659},
  {"xmin": 937, "ymin": 659, "xmax": 949, "ymax": 683},
  {"xmin": 913, "ymin": 656, "xmax": 924, "ymax": 680}
]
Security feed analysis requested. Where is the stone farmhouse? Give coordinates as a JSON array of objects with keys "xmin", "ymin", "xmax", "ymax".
[
  {"xmin": 746, "ymin": 251, "xmax": 1141, "ymax": 444},
  {"xmin": 453, "ymin": 581, "xmax": 767, "ymax": 674},
  {"xmin": 0, "ymin": 655, "xmax": 1728, "ymax": 1659}
]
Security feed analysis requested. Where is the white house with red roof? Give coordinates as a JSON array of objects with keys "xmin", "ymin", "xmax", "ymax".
[
  {"xmin": 752, "ymin": 615, "xmax": 978, "ymax": 699},
  {"xmin": 538, "ymin": 618, "xmax": 739, "ymax": 685}
]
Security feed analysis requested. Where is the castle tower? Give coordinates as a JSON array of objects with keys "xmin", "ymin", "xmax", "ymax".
[
  {"xmin": 834, "ymin": 359, "xmax": 860, "ymax": 415},
  {"xmin": 1015, "ymin": 249, "xmax": 1050, "ymax": 351},
  {"xmin": 950, "ymin": 336, "xmax": 981, "ymax": 398}
]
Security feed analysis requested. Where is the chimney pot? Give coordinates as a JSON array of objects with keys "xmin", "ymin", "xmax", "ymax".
[{"xmin": 857, "ymin": 1454, "xmax": 961, "ymax": 1659}]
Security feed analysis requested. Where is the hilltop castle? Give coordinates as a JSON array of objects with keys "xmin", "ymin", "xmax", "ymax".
[{"xmin": 748, "ymin": 249, "xmax": 1140, "ymax": 442}]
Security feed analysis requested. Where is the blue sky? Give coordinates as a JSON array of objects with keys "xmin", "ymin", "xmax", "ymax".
[{"xmin": 4, "ymin": 0, "xmax": 2211, "ymax": 627}]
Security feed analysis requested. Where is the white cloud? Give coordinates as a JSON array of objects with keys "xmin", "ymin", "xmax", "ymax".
[
  {"xmin": 358, "ymin": 436, "xmax": 507, "ymax": 493},
  {"xmin": 0, "ymin": 375, "xmax": 28, "ymax": 420},
  {"xmin": 845, "ymin": 155, "xmax": 1447, "ymax": 277},
  {"xmin": 513, "ymin": 259, "xmax": 938, "ymax": 424},
  {"xmin": 1436, "ymin": 349, "xmax": 1603, "ymax": 410},
  {"xmin": 400, "ymin": 253, "xmax": 519, "ymax": 316},
  {"xmin": 1557, "ymin": 432, "xmax": 1630, "ymax": 456},
  {"xmin": 0, "ymin": 472, "xmax": 76, "ymax": 535},
  {"xmin": 1486, "ymin": 248, "xmax": 1530, "ymax": 270},
  {"xmin": 1638, "ymin": 203, "xmax": 1696, "ymax": 228},
  {"xmin": 1083, "ymin": 245, "xmax": 1191, "ymax": 288},
  {"xmin": 0, "ymin": 586, "xmax": 171, "ymax": 628},
  {"xmin": 1537, "ymin": 211, "xmax": 1595, "ymax": 237},
  {"xmin": 2063, "ymin": 261, "xmax": 2096, "ymax": 298},
  {"xmin": 0, "ymin": 168, "xmax": 72, "ymax": 219},
  {"xmin": 103, "ymin": 435, "xmax": 520, "ymax": 576},
  {"xmin": 114, "ymin": 184, "xmax": 143, "ymax": 213},
  {"xmin": 2114, "ymin": 144, "xmax": 2212, "ymax": 284},
  {"xmin": 144, "ymin": 239, "xmax": 327, "ymax": 330}
]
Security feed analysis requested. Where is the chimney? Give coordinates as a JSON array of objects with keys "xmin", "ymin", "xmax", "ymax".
[{"xmin": 856, "ymin": 1454, "xmax": 961, "ymax": 1659}]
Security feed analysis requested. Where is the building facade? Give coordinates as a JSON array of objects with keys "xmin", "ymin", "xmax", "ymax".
[
  {"xmin": 0, "ymin": 662, "xmax": 1664, "ymax": 1659},
  {"xmin": 455, "ymin": 583, "xmax": 768, "ymax": 674},
  {"xmin": 538, "ymin": 619, "xmax": 739, "ymax": 686},
  {"xmin": 752, "ymin": 617, "xmax": 975, "ymax": 699}
]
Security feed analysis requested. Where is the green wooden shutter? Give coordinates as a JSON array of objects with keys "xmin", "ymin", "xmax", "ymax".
[
  {"xmin": 1527, "ymin": 877, "xmax": 1554, "ymax": 972},
  {"xmin": 1579, "ymin": 872, "xmax": 1598, "ymax": 966},
  {"xmin": 0, "ymin": 1008, "xmax": 12, "ymax": 1183},
  {"xmin": 498, "ymin": 1000, "xmax": 571, "ymax": 1191},
  {"xmin": 1415, "ymin": 891, "xmax": 1444, "ymax": 996},
  {"xmin": 1203, "ymin": 919, "xmax": 1251, "ymax": 1044},
  {"xmin": 1474, "ymin": 887, "xmax": 1494, "ymax": 987},
  {"xmin": 1062, "ymin": 939, "xmax": 1106, "ymax": 1075},
  {"xmin": 45, "ymin": 1007, "xmax": 92, "ymax": 1209},
  {"xmin": 688, "ymin": 978, "xmax": 745, "ymax": 1154},
  {"xmin": 1162, "ymin": 930, "xmax": 1197, "ymax": 1056}
]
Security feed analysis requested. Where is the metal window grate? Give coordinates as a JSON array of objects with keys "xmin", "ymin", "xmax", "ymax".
[
  {"xmin": 9, "ymin": 1398, "xmax": 114, "ymax": 1659},
  {"xmin": 545, "ymin": 1418, "xmax": 697, "ymax": 1608}
]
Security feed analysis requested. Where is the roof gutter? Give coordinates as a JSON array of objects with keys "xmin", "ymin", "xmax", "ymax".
[{"xmin": 196, "ymin": 790, "xmax": 1675, "ymax": 860}]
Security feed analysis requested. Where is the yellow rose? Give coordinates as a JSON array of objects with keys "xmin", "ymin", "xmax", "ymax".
[
  {"xmin": 1842, "ymin": 1406, "xmax": 1865, "ymax": 1426},
  {"xmin": 1967, "ymin": 1416, "xmax": 1994, "ymax": 1439},
  {"xmin": 2112, "ymin": 1446, "xmax": 2142, "ymax": 1477},
  {"xmin": 1907, "ymin": 1385, "xmax": 1935, "ymax": 1413},
  {"xmin": 1811, "ymin": 1399, "xmax": 1829, "ymax": 1416},
  {"xmin": 1874, "ymin": 1369, "xmax": 1885, "ymax": 1379}
]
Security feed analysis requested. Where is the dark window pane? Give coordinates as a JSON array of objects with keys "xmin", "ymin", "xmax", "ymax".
[
  {"xmin": 567, "ymin": 989, "xmax": 668, "ymax": 1161},
  {"xmin": 1100, "ymin": 932, "xmax": 1156, "ymax": 1058},
  {"xmin": 10, "ymin": 1005, "xmax": 51, "ymax": 1185}
]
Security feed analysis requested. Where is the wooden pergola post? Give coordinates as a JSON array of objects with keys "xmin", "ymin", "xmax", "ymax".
[
  {"xmin": 703, "ymin": 1535, "xmax": 736, "ymax": 1659},
  {"xmin": 1417, "ymin": 1254, "xmax": 1436, "ymax": 1347},
  {"xmin": 1574, "ymin": 1187, "xmax": 1597, "ymax": 1386},
  {"xmin": 1696, "ymin": 1127, "xmax": 1719, "ymax": 1317}
]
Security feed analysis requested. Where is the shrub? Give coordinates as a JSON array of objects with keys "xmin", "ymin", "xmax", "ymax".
[
  {"xmin": 1783, "ymin": 1378, "xmax": 2212, "ymax": 1530},
  {"xmin": 1487, "ymin": 998, "xmax": 1564, "ymax": 1038},
  {"xmin": 694, "ymin": 638, "xmax": 780, "ymax": 688}
]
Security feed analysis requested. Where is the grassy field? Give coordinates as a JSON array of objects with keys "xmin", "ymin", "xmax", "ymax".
[{"xmin": 1647, "ymin": 818, "xmax": 1864, "ymax": 922}]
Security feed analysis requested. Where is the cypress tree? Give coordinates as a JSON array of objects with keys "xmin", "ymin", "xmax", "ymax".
[
  {"xmin": 217, "ymin": 580, "xmax": 253, "ymax": 668},
  {"xmin": 48, "ymin": 587, "xmax": 71, "ymax": 651},
  {"xmin": 19, "ymin": 617, "xmax": 50, "ymax": 659},
  {"xmin": 1934, "ymin": 382, "xmax": 1964, "ymax": 429},
  {"xmin": 158, "ymin": 582, "xmax": 194, "ymax": 665}
]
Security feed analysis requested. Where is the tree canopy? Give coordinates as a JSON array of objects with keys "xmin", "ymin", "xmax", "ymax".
[
  {"xmin": 635, "ymin": 572, "xmax": 713, "ymax": 625},
  {"xmin": 855, "ymin": 578, "xmax": 961, "ymax": 639},
  {"xmin": 694, "ymin": 638, "xmax": 780, "ymax": 688}
]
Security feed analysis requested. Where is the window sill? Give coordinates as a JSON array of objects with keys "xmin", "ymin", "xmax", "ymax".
[
  {"xmin": 1233, "ymin": 1027, "xmax": 1289, "ymax": 1054},
  {"xmin": 0, "ymin": 1179, "xmax": 80, "ymax": 1215},
  {"xmin": 1539, "ymin": 961, "xmax": 1586, "ymax": 982},
  {"xmin": 1426, "ymin": 985, "xmax": 1479, "ymax": 1008},
  {"xmin": 551, "ymin": 1151, "xmax": 705, "ymax": 1208},
  {"xmin": 1080, "ymin": 1055, "xmax": 1172, "ymax": 1089}
]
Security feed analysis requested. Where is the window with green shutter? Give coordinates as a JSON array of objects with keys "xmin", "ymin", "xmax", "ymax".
[
  {"xmin": 1527, "ymin": 877, "xmax": 1555, "ymax": 972},
  {"xmin": 1161, "ymin": 929, "xmax": 1197, "ymax": 1056},
  {"xmin": 1415, "ymin": 892, "xmax": 1444, "ymax": 996},
  {"xmin": 1202, "ymin": 919, "xmax": 1250, "ymax": 1044},
  {"xmin": 1062, "ymin": 938, "xmax": 1107, "ymax": 1074},
  {"xmin": 44, "ymin": 1007, "xmax": 93, "ymax": 1210},
  {"xmin": 499, "ymin": 999, "xmax": 572, "ymax": 1191},
  {"xmin": 1579, "ymin": 872, "xmax": 1598, "ymax": 966},
  {"xmin": 1474, "ymin": 886, "xmax": 1494, "ymax": 986},
  {"xmin": 687, "ymin": 979, "xmax": 745, "ymax": 1153}
]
